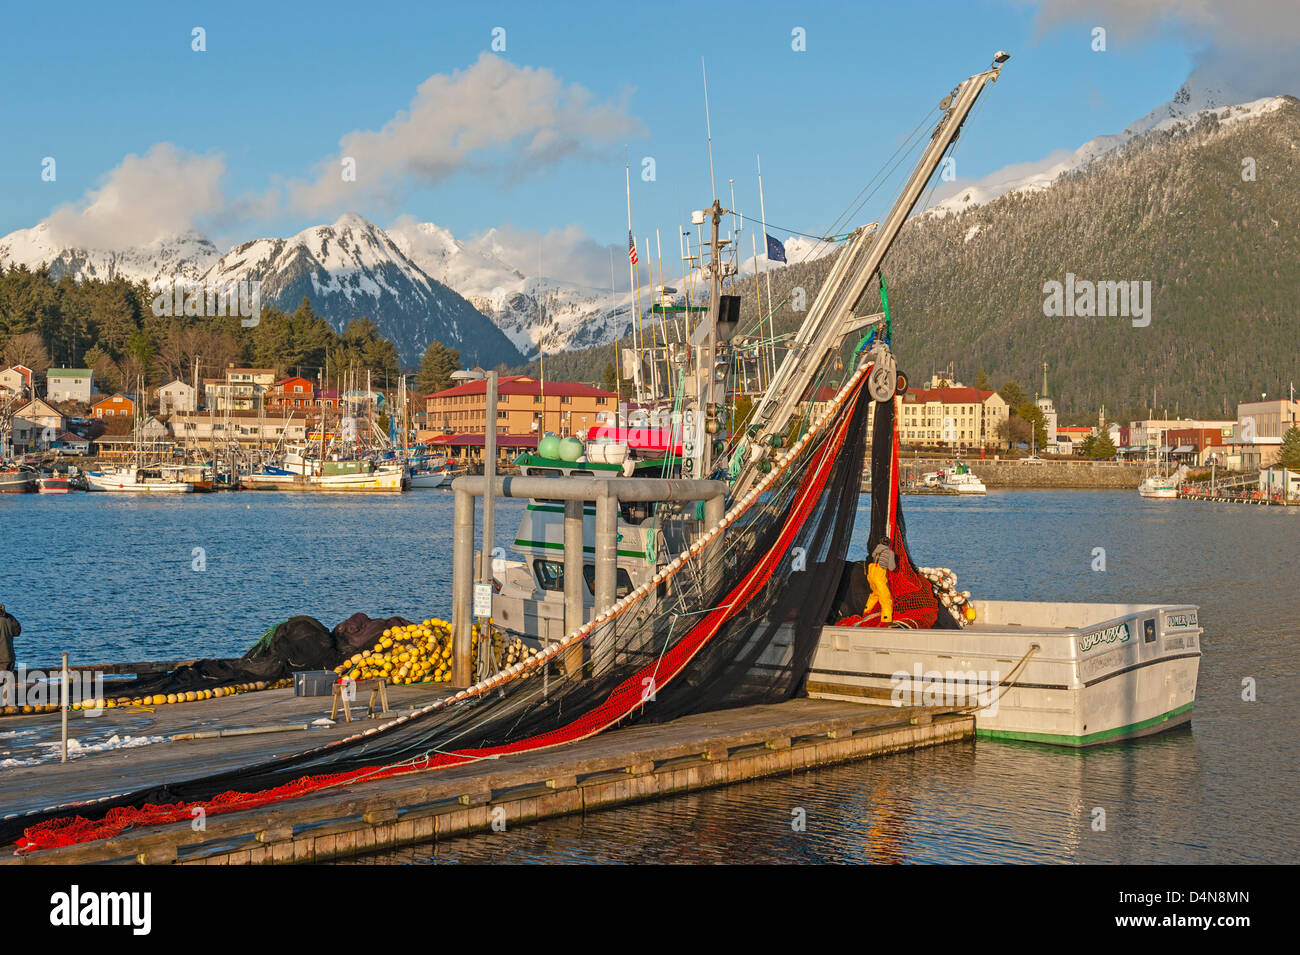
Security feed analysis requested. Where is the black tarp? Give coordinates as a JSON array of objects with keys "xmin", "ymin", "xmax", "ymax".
[{"xmin": 101, "ymin": 614, "xmax": 413, "ymax": 700}]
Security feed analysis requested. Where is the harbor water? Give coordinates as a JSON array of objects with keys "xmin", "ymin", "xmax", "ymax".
[{"xmin": 2, "ymin": 490, "xmax": 1296, "ymax": 863}]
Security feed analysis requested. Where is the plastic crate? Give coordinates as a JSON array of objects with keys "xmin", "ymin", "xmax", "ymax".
[{"xmin": 294, "ymin": 670, "xmax": 338, "ymax": 697}]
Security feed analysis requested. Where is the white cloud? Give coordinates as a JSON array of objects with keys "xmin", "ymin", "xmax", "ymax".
[
  {"xmin": 43, "ymin": 144, "xmax": 227, "ymax": 249},
  {"xmin": 289, "ymin": 53, "xmax": 642, "ymax": 216},
  {"xmin": 468, "ymin": 223, "xmax": 627, "ymax": 291},
  {"xmin": 1033, "ymin": 0, "xmax": 1300, "ymax": 99}
]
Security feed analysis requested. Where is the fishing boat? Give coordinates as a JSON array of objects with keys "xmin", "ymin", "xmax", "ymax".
[
  {"xmin": 922, "ymin": 462, "xmax": 987, "ymax": 494},
  {"xmin": 407, "ymin": 454, "xmax": 453, "ymax": 488},
  {"xmin": 85, "ymin": 466, "xmax": 195, "ymax": 493},
  {"xmin": 0, "ymin": 467, "xmax": 36, "ymax": 492},
  {"xmin": 809, "ymin": 602, "xmax": 1201, "ymax": 745},
  {"xmin": 483, "ymin": 49, "xmax": 1197, "ymax": 747},
  {"xmin": 1138, "ymin": 473, "xmax": 1180, "ymax": 498},
  {"xmin": 37, "ymin": 474, "xmax": 73, "ymax": 493},
  {"xmin": 407, "ymin": 468, "xmax": 448, "ymax": 489},
  {"xmin": 156, "ymin": 464, "xmax": 215, "ymax": 492},
  {"xmin": 492, "ymin": 448, "xmax": 682, "ymax": 643},
  {"xmin": 241, "ymin": 457, "xmax": 404, "ymax": 492}
]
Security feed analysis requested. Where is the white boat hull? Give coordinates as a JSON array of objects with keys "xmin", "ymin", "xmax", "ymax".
[
  {"xmin": 408, "ymin": 471, "xmax": 448, "ymax": 488},
  {"xmin": 1139, "ymin": 486, "xmax": 1179, "ymax": 499},
  {"xmin": 807, "ymin": 601, "xmax": 1201, "ymax": 746},
  {"xmin": 86, "ymin": 472, "xmax": 194, "ymax": 493},
  {"xmin": 313, "ymin": 467, "xmax": 404, "ymax": 492}
]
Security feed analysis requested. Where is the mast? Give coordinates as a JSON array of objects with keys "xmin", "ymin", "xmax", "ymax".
[
  {"xmin": 609, "ymin": 246, "xmax": 621, "ymax": 432},
  {"xmin": 625, "ymin": 151, "xmax": 643, "ymax": 403},
  {"xmin": 756, "ymin": 154, "xmax": 777, "ymax": 385}
]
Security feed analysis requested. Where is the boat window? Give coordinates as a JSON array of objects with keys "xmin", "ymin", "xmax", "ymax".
[
  {"xmin": 582, "ymin": 565, "xmax": 634, "ymax": 599},
  {"xmin": 533, "ymin": 559, "xmax": 564, "ymax": 591}
]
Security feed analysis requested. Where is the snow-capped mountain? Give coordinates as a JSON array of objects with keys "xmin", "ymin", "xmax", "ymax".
[
  {"xmin": 0, "ymin": 222, "xmax": 219, "ymax": 284},
  {"xmin": 928, "ymin": 82, "xmax": 1291, "ymax": 218},
  {"xmin": 387, "ymin": 219, "xmax": 633, "ymax": 359},
  {"xmin": 198, "ymin": 214, "xmax": 521, "ymax": 367}
]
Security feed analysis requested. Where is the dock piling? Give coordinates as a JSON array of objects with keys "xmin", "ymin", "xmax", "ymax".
[{"xmin": 452, "ymin": 486, "xmax": 475, "ymax": 687}]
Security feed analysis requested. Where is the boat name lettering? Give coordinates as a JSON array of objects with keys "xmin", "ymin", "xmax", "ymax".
[
  {"xmin": 1079, "ymin": 623, "xmax": 1130, "ymax": 653},
  {"xmin": 1166, "ymin": 611, "xmax": 1198, "ymax": 630}
]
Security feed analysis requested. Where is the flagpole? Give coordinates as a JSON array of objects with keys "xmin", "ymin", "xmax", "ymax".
[
  {"xmin": 610, "ymin": 247, "xmax": 621, "ymax": 432},
  {"xmin": 757, "ymin": 154, "xmax": 777, "ymax": 385},
  {"xmin": 625, "ymin": 151, "xmax": 643, "ymax": 403}
]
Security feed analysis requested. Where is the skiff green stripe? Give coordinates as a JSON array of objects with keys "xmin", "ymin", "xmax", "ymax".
[
  {"xmin": 976, "ymin": 701, "xmax": 1195, "ymax": 746},
  {"xmin": 526, "ymin": 503, "xmax": 596, "ymax": 513},
  {"xmin": 513, "ymin": 539, "xmax": 648, "ymax": 560}
]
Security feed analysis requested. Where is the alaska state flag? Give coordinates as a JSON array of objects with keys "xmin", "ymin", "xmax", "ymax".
[{"xmin": 765, "ymin": 233, "xmax": 787, "ymax": 264}]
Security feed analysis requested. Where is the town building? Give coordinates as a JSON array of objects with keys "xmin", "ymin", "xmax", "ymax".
[
  {"xmin": 1035, "ymin": 396, "xmax": 1059, "ymax": 451},
  {"xmin": 0, "ymin": 364, "xmax": 33, "ymax": 399},
  {"xmin": 421, "ymin": 375, "xmax": 617, "ymax": 443},
  {"xmin": 45, "ymin": 368, "xmax": 93, "ymax": 403},
  {"xmin": 168, "ymin": 410, "xmax": 309, "ymax": 447},
  {"xmin": 203, "ymin": 366, "xmax": 277, "ymax": 411},
  {"xmin": 9, "ymin": 397, "xmax": 65, "ymax": 451},
  {"xmin": 266, "ymin": 376, "xmax": 318, "ymax": 414},
  {"xmin": 1165, "ymin": 425, "xmax": 1235, "ymax": 466},
  {"xmin": 1054, "ymin": 425, "xmax": 1095, "ymax": 454},
  {"xmin": 90, "ymin": 394, "xmax": 137, "ymax": 419},
  {"xmin": 156, "ymin": 379, "xmax": 198, "ymax": 414},
  {"xmin": 1235, "ymin": 396, "xmax": 1299, "ymax": 438},
  {"xmin": 889, "ymin": 386, "xmax": 1008, "ymax": 449}
]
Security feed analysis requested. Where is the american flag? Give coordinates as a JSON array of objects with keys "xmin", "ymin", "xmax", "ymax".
[{"xmin": 627, "ymin": 231, "xmax": 639, "ymax": 265}]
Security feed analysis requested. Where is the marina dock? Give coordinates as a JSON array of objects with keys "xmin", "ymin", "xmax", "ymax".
[{"xmin": 0, "ymin": 687, "xmax": 971, "ymax": 864}]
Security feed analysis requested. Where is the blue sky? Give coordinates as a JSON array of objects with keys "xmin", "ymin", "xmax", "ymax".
[{"xmin": 0, "ymin": 0, "xmax": 1276, "ymax": 273}]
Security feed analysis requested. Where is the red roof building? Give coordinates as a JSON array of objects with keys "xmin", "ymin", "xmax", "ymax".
[
  {"xmin": 894, "ymin": 386, "xmax": 1010, "ymax": 449},
  {"xmin": 422, "ymin": 375, "xmax": 615, "ymax": 442}
]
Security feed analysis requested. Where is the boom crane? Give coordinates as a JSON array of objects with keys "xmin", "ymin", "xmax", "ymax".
[{"xmin": 733, "ymin": 52, "xmax": 1009, "ymax": 496}]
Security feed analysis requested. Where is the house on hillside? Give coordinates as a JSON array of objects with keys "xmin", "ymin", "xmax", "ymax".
[
  {"xmin": 46, "ymin": 368, "xmax": 94, "ymax": 403},
  {"xmin": 10, "ymin": 397, "xmax": 65, "ymax": 451},
  {"xmin": 91, "ymin": 394, "xmax": 137, "ymax": 419},
  {"xmin": 156, "ymin": 379, "xmax": 197, "ymax": 415},
  {"xmin": 0, "ymin": 364, "xmax": 34, "ymax": 399}
]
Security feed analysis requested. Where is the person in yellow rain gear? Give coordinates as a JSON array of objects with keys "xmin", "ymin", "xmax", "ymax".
[{"xmin": 863, "ymin": 563, "xmax": 893, "ymax": 624}]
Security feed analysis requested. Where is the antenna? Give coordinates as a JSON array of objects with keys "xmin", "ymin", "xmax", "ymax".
[{"xmin": 702, "ymin": 57, "xmax": 716, "ymax": 200}]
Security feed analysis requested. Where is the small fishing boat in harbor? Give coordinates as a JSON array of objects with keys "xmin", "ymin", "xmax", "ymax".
[
  {"xmin": 1138, "ymin": 473, "xmax": 1180, "ymax": 498},
  {"xmin": 0, "ymin": 467, "xmax": 36, "ymax": 493},
  {"xmin": 922, "ymin": 462, "xmax": 987, "ymax": 494},
  {"xmin": 37, "ymin": 474, "xmax": 73, "ymax": 493},
  {"xmin": 85, "ymin": 466, "xmax": 195, "ymax": 493},
  {"xmin": 241, "ymin": 457, "xmax": 404, "ymax": 492}
]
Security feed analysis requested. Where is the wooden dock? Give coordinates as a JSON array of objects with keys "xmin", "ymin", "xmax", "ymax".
[{"xmin": 0, "ymin": 686, "xmax": 972, "ymax": 865}]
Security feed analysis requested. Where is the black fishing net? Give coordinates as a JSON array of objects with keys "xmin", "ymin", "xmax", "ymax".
[{"xmin": 2, "ymin": 370, "xmax": 874, "ymax": 849}]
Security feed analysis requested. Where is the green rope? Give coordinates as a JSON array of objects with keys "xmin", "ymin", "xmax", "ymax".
[{"xmin": 879, "ymin": 272, "xmax": 892, "ymax": 344}]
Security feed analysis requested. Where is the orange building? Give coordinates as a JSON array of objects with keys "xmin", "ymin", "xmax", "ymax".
[
  {"xmin": 422, "ymin": 376, "xmax": 615, "ymax": 442},
  {"xmin": 90, "ymin": 393, "xmax": 137, "ymax": 419}
]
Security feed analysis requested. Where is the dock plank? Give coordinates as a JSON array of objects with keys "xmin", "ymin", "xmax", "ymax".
[{"xmin": 3, "ymin": 696, "xmax": 973, "ymax": 865}]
